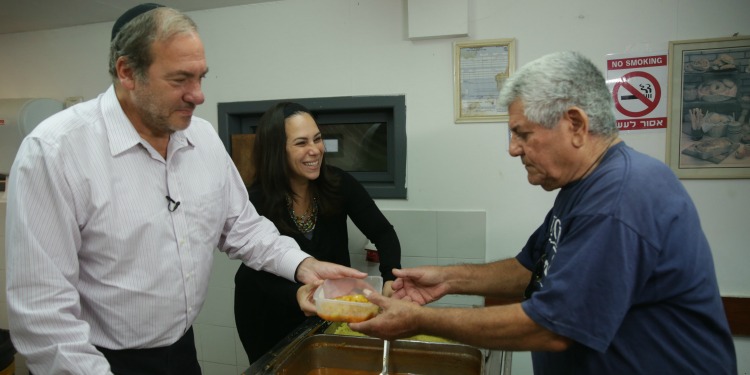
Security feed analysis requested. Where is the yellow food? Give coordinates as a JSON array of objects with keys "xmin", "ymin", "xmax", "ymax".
[
  {"xmin": 332, "ymin": 323, "xmax": 454, "ymax": 343},
  {"xmin": 318, "ymin": 294, "xmax": 378, "ymax": 323},
  {"xmin": 334, "ymin": 294, "xmax": 370, "ymax": 303}
]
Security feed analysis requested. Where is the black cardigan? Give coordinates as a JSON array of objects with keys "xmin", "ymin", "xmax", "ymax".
[{"xmin": 234, "ymin": 166, "xmax": 401, "ymax": 362}]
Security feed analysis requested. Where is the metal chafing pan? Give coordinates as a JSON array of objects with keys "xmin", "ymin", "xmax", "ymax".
[
  {"xmin": 270, "ymin": 334, "xmax": 483, "ymax": 375},
  {"xmin": 244, "ymin": 318, "xmax": 484, "ymax": 375}
]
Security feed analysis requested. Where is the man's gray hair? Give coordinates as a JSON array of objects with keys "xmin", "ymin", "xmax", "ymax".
[
  {"xmin": 108, "ymin": 7, "xmax": 198, "ymax": 82},
  {"xmin": 498, "ymin": 51, "xmax": 618, "ymax": 136}
]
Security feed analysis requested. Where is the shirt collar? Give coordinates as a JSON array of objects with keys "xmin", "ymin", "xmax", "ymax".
[
  {"xmin": 102, "ymin": 85, "xmax": 196, "ymax": 156},
  {"xmin": 103, "ymin": 85, "xmax": 140, "ymax": 156}
]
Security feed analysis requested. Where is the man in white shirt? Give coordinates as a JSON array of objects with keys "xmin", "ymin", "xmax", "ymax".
[{"xmin": 4, "ymin": 4, "xmax": 364, "ymax": 374}]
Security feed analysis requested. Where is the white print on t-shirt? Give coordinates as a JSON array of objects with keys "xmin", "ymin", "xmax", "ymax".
[{"xmin": 542, "ymin": 216, "xmax": 562, "ymax": 286}]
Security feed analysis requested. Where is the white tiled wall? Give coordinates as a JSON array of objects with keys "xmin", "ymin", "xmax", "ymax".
[
  {"xmin": 194, "ymin": 209, "xmax": 487, "ymax": 374},
  {"xmin": 0, "ymin": 207, "xmax": 486, "ymax": 375},
  {"xmin": 349, "ymin": 210, "xmax": 487, "ymax": 308}
]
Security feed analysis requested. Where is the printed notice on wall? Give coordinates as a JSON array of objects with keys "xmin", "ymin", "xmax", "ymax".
[{"xmin": 606, "ymin": 53, "xmax": 668, "ymax": 131}]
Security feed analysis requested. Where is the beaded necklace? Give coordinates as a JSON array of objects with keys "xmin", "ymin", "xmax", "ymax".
[{"xmin": 286, "ymin": 195, "xmax": 318, "ymax": 234}]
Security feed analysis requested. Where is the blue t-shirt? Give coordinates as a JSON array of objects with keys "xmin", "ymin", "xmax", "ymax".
[{"xmin": 517, "ymin": 142, "xmax": 736, "ymax": 375}]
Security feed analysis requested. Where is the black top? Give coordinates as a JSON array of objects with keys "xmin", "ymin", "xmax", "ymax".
[{"xmin": 234, "ymin": 166, "xmax": 401, "ymax": 362}]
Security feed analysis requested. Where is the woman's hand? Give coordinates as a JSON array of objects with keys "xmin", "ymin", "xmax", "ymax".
[{"xmin": 297, "ymin": 280, "xmax": 323, "ymax": 316}]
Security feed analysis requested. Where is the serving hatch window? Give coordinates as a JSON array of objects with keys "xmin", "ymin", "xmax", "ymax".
[{"xmin": 217, "ymin": 95, "xmax": 406, "ymax": 199}]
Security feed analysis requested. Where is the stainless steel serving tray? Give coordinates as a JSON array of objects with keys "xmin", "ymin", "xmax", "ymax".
[{"xmin": 267, "ymin": 334, "xmax": 483, "ymax": 375}]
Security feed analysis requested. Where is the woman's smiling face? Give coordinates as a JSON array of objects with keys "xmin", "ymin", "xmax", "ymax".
[{"xmin": 285, "ymin": 112, "xmax": 325, "ymax": 184}]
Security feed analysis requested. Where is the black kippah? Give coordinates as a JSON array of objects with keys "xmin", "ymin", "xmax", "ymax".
[{"xmin": 111, "ymin": 3, "xmax": 165, "ymax": 41}]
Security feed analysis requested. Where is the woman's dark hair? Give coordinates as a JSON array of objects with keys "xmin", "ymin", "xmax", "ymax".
[{"xmin": 252, "ymin": 101, "xmax": 341, "ymax": 234}]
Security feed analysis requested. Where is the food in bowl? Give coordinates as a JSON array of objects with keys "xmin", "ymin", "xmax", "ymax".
[
  {"xmin": 315, "ymin": 276, "xmax": 382, "ymax": 323},
  {"xmin": 317, "ymin": 297, "xmax": 379, "ymax": 323},
  {"xmin": 334, "ymin": 294, "xmax": 370, "ymax": 303}
]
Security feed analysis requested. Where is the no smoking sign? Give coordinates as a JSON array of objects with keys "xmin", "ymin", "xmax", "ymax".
[
  {"xmin": 612, "ymin": 71, "xmax": 661, "ymax": 117},
  {"xmin": 606, "ymin": 54, "xmax": 668, "ymax": 130}
]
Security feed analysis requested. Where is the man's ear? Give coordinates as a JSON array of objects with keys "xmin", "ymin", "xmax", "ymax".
[
  {"xmin": 566, "ymin": 107, "xmax": 589, "ymax": 148},
  {"xmin": 115, "ymin": 57, "xmax": 136, "ymax": 90}
]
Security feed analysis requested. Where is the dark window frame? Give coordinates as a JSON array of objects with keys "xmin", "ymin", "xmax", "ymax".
[{"xmin": 217, "ymin": 95, "xmax": 407, "ymax": 199}]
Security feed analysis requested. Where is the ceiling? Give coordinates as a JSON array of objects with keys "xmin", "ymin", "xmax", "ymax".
[{"xmin": 0, "ymin": 0, "xmax": 279, "ymax": 35}]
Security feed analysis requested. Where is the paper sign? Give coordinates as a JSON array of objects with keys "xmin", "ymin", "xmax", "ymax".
[{"xmin": 606, "ymin": 53, "xmax": 668, "ymax": 130}]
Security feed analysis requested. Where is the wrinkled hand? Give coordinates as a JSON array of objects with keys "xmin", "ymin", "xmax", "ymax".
[
  {"xmin": 390, "ymin": 266, "xmax": 449, "ymax": 305},
  {"xmin": 382, "ymin": 280, "xmax": 394, "ymax": 297},
  {"xmin": 295, "ymin": 257, "xmax": 367, "ymax": 284},
  {"xmin": 348, "ymin": 290, "xmax": 421, "ymax": 341},
  {"xmin": 297, "ymin": 281, "xmax": 323, "ymax": 316}
]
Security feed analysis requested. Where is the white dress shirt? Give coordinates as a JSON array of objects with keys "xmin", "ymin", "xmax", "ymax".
[{"xmin": 5, "ymin": 86, "xmax": 309, "ymax": 374}]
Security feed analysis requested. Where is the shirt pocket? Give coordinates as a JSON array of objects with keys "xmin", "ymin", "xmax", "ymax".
[{"xmin": 189, "ymin": 185, "xmax": 226, "ymax": 247}]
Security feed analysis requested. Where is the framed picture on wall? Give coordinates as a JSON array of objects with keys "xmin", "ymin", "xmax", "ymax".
[
  {"xmin": 453, "ymin": 38, "xmax": 516, "ymax": 123},
  {"xmin": 666, "ymin": 35, "xmax": 750, "ymax": 179}
]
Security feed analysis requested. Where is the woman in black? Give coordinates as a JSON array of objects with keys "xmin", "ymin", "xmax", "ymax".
[{"xmin": 234, "ymin": 102, "xmax": 401, "ymax": 363}]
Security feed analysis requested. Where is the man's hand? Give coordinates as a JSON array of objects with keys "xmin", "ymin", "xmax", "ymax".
[
  {"xmin": 382, "ymin": 280, "xmax": 394, "ymax": 297},
  {"xmin": 348, "ymin": 290, "xmax": 421, "ymax": 341},
  {"xmin": 391, "ymin": 266, "xmax": 449, "ymax": 305},
  {"xmin": 294, "ymin": 257, "xmax": 367, "ymax": 285}
]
